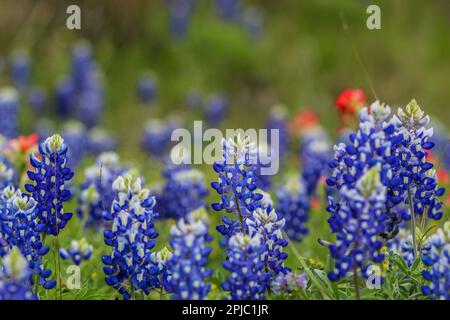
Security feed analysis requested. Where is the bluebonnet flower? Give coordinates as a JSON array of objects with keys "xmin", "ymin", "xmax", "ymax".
[
  {"xmin": 276, "ymin": 177, "xmax": 311, "ymax": 242},
  {"xmin": 0, "ymin": 187, "xmax": 55, "ymax": 289},
  {"xmin": 0, "ymin": 247, "xmax": 37, "ymax": 300},
  {"xmin": 62, "ymin": 121, "xmax": 88, "ymax": 168},
  {"xmin": 222, "ymin": 233, "xmax": 270, "ymax": 300},
  {"xmin": 102, "ymin": 174, "xmax": 160, "ymax": 299},
  {"xmin": 141, "ymin": 119, "xmax": 173, "ymax": 158},
  {"xmin": 28, "ymin": 87, "xmax": 47, "ymax": 113},
  {"xmin": 55, "ymin": 42, "xmax": 104, "ymax": 127},
  {"xmin": 87, "ymin": 127, "xmax": 117, "ymax": 155},
  {"xmin": 393, "ymin": 100, "xmax": 445, "ymax": 221},
  {"xmin": 10, "ymin": 53, "xmax": 30, "ymax": 90},
  {"xmin": 166, "ymin": 0, "xmax": 197, "ymax": 38},
  {"xmin": 136, "ymin": 74, "xmax": 157, "ymax": 104},
  {"xmin": 215, "ymin": 0, "xmax": 241, "ymax": 22},
  {"xmin": 60, "ymin": 238, "xmax": 93, "ymax": 265},
  {"xmin": 265, "ymin": 105, "xmax": 290, "ymax": 163},
  {"xmin": 300, "ymin": 125, "xmax": 331, "ymax": 198},
  {"xmin": 327, "ymin": 102, "xmax": 408, "ymax": 240},
  {"xmin": 421, "ymin": 222, "xmax": 450, "ymax": 300},
  {"xmin": 0, "ymin": 87, "xmax": 19, "ymax": 139},
  {"xmin": 78, "ymin": 152, "xmax": 126, "ymax": 228},
  {"xmin": 185, "ymin": 90, "xmax": 203, "ymax": 110},
  {"xmin": 431, "ymin": 124, "xmax": 450, "ymax": 171},
  {"xmin": 327, "ymin": 166, "xmax": 389, "ymax": 282},
  {"xmin": 0, "ymin": 159, "xmax": 15, "ymax": 189},
  {"xmin": 272, "ymin": 271, "xmax": 307, "ymax": 294},
  {"xmin": 246, "ymin": 206, "xmax": 289, "ymax": 275},
  {"xmin": 204, "ymin": 94, "xmax": 229, "ymax": 127},
  {"xmin": 155, "ymin": 164, "xmax": 208, "ymax": 220},
  {"xmin": 165, "ymin": 219, "xmax": 212, "ymax": 299},
  {"xmin": 211, "ymin": 135, "xmax": 263, "ymax": 238},
  {"xmin": 25, "ymin": 134, "xmax": 74, "ymax": 236}
]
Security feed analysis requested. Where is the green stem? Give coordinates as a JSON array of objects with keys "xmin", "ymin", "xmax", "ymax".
[
  {"xmin": 407, "ymin": 187, "xmax": 417, "ymax": 258},
  {"xmin": 352, "ymin": 264, "xmax": 360, "ymax": 300}
]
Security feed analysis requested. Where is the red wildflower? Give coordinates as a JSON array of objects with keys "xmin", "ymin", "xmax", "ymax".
[
  {"xmin": 289, "ymin": 109, "xmax": 320, "ymax": 135},
  {"xmin": 335, "ymin": 88, "xmax": 367, "ymax": 115},
  {"xmin": 8, "ymin": 133, "xmax": 39, "ymax": 153}
]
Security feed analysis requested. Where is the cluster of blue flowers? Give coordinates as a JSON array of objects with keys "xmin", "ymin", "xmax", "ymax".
[
  {"xmin": 55, "ymin": 42, "xmax": 104, "ymax": 128},
  {"xmin": 78, "ymin": 152, "xmax": 126, "ymax": 228},
  {"xmin": 421, "ymin": 222, "xmax": 450, "ymax": 300},
  {"xmin": 0, "ymin": 155, "xmax": 15, "ymax": 189},
  {"xmin": 10, "ymin": 53, "xmax": 30, "ymax": 91},
  {"xmin": 102, "ymin": 174, "xmax": 160, "ymax": 299},
  {"xmin": 25, "ymin": 134, "xmax": 74, "ymax": 236},
  {"xmin": 154, "ymin": 164, "xmax": 208, "ymax": 220},
  {"xmin": 0, "ymin": 248, "xmax": 37, "ymax": 300},
  {"xmin": 327, "ymin": 101, "xmax": 445, "ymax": 243},
  {"xmin": 60, "ymin": 238, "xmax": 93, "ymax": 266},
  {"xmin": 327, "ymin": 166, "xmax": 388, "ymax": 281},
  {"xmin": 164, "ymin": 218, "xmax": 212, "ymax": 299},
  {"xmin": 211, "ymin": 135, "xmax": 262, "ymax": 238},
  {"xmin": 0, "ymin": 186, "xmax": 55, "ymax": 289},
  {"xmin": 211, "ymin": 135, "xmax": 290, "ymax": 298},
  {"xmin": 276, "ymin": 177, "xmax": 311, "ymax": 242},
  {"xmin": 0, "ymin": 88, "xmax": 19, "ymax": 139},
  {"xmin": 247, "ymin": 206, "xmax": 289, "ymax": 275},
  {"xmin": 222, "ymin": 233, "xmax": 270, "ymax": 299}
]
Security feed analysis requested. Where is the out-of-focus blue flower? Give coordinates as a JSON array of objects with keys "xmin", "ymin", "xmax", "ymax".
[
  {"xmin": 0, "ymin": 247, "xmax": 37, "ymax": 300},
  {"xmin": 185, "ymin": 90, "xmax": 203, "ymax": 110},
  {"xmin": 241, "ymin": 7, "xmax": 264, "ymax": 39},
  {"xmin": 62, "ymin": 121, "xmax": 88, "ymax": 168},
  {"xmin": 28, "ymin": 87, "xmax": 47, "ymax": 113},
  {"xmin": 166, "ymin": 0, "xmax": 197, "ymax": 38},
  {"xmin": 300, "ymin": 125, "xmax": 331, "ymax": 198},
  {"xmin": 265, "ymin": 105, "xmax": 290, "ymax": 163},
  {"xmin": 327, "ymin": 166, "xmax": 389, "ymax": 282},
  {"xmin": 60, "ymin": 238, "xmax": 93, "ymax": 265},
  {"xmin": 165, "ymin": 219, "xmax": 212, "ymax": 299},
  {"xmin": 0, "ymin": 158, "xmax": 15, "ymax": 189},
  {"xmin": 431, "ymin": 124, "xmax": 450, "ymax": 171},
  {"xmin": 215, "ymin": 0, "xmax": 241, "ymax": 22},
  {"xmin": 276, "ymin": 177, "xmax": 310, "ymax": 242},
  {"xmin": 78, "ymin": 152, "xmax": 126, "ymax": 228},
  {"xmin": 204, "ymin": 94, "xmax": 229, "ymax": 127},
  {"xmin": 87, "ymin": 127, "xmax": 117, "ymax": 155},
  {"xmin": 155, "ymin": 164, "xmax": 208, "ymax": 220},
  {"xmin": 55, "ymin": 42, "xmax": 104, "ymax": 128},
  {"xmin": 0, "ymin": 187, "xmax": 55, "ymax": 289},
  {"xmin": 25, "ymin": 134, "xmax": 74, "ymax": 236},
  {"xmin": 137, "ymin": 74, "xmax": 157, "ymax": 104},
  {"xmin": 222, "ymin": 233, "xmax": 270, "ymax": 300},
  {"xmin": 102, "ymin": 174, "xmax": 160, "ymax": 299},
  {"xmin": 0, "ymin": 87, "xmax": 19, "ymax": 139},
  {"xmin": 141, "ymin": 119, "xmax": 173, "ymax": 158},
  {"xmin": 421, "ymin": 222, "xmax": 450, "ymax": 300},
  {"xmin": 10, "ymin": 53, "xmax": 30, "ymax": 90}
]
